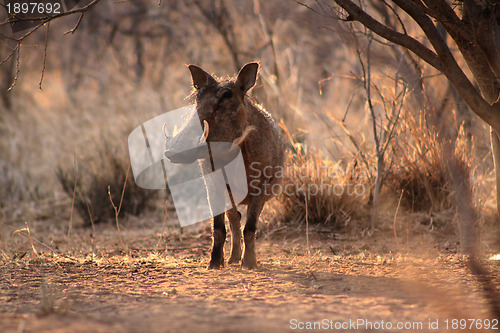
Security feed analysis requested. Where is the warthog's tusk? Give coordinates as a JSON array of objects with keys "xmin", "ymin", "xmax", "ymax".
[
  {"xmin": 233, "ymin": 125, "xmax": 257, "ymax": 146},
  {"xmin": 225, "ymin": 126, "xmax": 257, "ymax": 156},
  {"xmin": 199, "ymin": 120, "xmax": 210, "ymax": 144}
]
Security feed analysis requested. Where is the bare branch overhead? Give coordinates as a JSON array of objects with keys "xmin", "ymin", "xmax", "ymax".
[
  {"xmin": 333, "ymin": 0, "xmax": 442, "ymax": 71},
  {"xmin": 332, "ymin": 0, "xmax": 500, "ymax": 130}
]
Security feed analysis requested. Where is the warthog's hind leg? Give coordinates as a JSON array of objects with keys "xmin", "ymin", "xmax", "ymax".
[
  {"xmin": 227, "ymin": 208, "xmax": 242, "ymax": 264},
  {"xmin": 208, "ymin": 213, "xmax": 226, "ymax": 269}
]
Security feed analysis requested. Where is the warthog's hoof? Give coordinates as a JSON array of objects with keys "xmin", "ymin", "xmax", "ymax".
[
  {"xmin": 228, "ymin": 256, "xmax": 241, "ymax": 265},
  {"xmin": 228, "ymin": 252, "xmax": 242, "ymax": 264},
  {"xmin": 241, "ymin": 254, "xmax": 257, "ymax": 269},
  {"xmin": 208, "ymin": 259, "xmax": 224, "ymax": 269}
]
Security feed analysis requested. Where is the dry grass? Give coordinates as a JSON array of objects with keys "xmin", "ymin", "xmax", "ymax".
[
  {"xmin": 388, "ymin": 111, "xmax": 473, "ymax": 213},
  {"xmin": 270, "ymin": 147, "xmax": 370, "ymax": 230},
  {"xmin": 0, "ymin": 0, "xmax": 495, "ymax": 246},
  {"xmin": 55, "ymin": 142, "xmax": 155, "ymax": 226},
  {"xmin": 1, "ymin": 2, "xmax": 500, "ymax": 330}
]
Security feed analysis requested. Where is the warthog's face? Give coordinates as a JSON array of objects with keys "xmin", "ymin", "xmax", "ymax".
[{"xmin": 164, "ymin": 63, "xmax": 259, "ymax": 164}]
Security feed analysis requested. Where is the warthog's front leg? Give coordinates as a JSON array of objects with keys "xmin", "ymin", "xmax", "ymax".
[
  {"xmin": 242, "ymin": 196, "xmax": 265, "ymax": 269},
  {"xmin": 227, "ymin": 208, "xmax": 242, "ymax": 264},
  {"xmin": 209, "ymin": 213, "xmax": 226, "ymax": 269}
]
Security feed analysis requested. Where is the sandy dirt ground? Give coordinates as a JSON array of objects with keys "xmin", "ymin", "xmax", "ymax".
[{"xmin": 1, "ymin": 216, "xmax": 500, "ymax": 333}]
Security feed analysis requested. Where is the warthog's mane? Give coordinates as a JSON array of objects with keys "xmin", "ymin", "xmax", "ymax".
[{"xmin": 253, "ymin": 101, "xmax": 277, "ymax": 129}]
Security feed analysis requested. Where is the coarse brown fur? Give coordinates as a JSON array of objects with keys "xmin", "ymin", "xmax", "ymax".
[{"xmin": 176, "ymin": 62, "xmax": 285, "ymax": 269}]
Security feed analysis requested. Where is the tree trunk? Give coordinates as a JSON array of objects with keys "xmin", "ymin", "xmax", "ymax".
[
  {"xmin": 461, "ymin": 1, "xmax": 500, "ymax": 221},
  {"xmin": 491, "ymin": 129, "xmax": 500, "ymax": 220}
]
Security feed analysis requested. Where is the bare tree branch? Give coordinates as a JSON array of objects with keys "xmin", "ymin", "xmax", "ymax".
[
  {"xmin": 333, "ymin": 0, "xmax": 500, "ymax": 131},
  {"xmin": 418, "ymin": 0, "xmax": 500, "ymax": 103},
  {"xmin": 39, "ymin": 21, "xmax": 50, "ymax": 89},
  {"xmin": 0, "ymin": 0, "xmax": 101, "ymax": 27},
  {"xmin": 8, "ymin": 46, "xmax": 20, "ymax": 91},
  {"xmin": 333, "ymin": 0, "xmax": 442, "ymax": 70},
  {"xmin": 65, "ymin": 13, "xmax": 84, "ymax": 35},
  {"xmin": 0, "ymin": 0, "xmax": 102, "ymax": 90},
  {"xmin": 392, "ymin": 0, "xmax": 500, "ymax": 127},
  {"xmin": 420, "ymin": 0, "xmax": 471, "ymax": 42}
]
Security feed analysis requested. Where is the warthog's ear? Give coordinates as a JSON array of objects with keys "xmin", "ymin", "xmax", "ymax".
[
  {"xmin": 236, "ymin": 62, "xmax": 259, "ymax": 93},
  {"xmin": 188, "ymin": 65, "xmax": 217, "ymax": 90}
]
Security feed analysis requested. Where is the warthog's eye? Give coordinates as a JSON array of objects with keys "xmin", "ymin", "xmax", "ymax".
[{"xmin": 219, "ymin": 90, "xmax": 233, "ymax": 102}]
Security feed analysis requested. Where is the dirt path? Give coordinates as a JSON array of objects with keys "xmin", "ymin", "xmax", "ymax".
[{"xmin": 1, "ymin": 221, "xmax": 499, "ymax": 333}]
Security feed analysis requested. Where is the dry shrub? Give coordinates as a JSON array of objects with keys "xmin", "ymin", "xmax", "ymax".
[
  {"xmin": 273, "ymin": 147, "xmax": 370, "ymax": 229},
  {"xmin": 56, "ymin": 142, "xmax": 155, "ymax": 226},
  {"xmin": 0, "ymin": 159, "xmax": 33, "ymax": 207},
  {"xmin": 388, "ymin": 112, "xmax": 473, "ymax": 213}
]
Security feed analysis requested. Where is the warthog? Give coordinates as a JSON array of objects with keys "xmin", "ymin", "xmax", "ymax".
[{"xmin": 164, "ymin": 62, "xmax": 285, "ymax": 269}]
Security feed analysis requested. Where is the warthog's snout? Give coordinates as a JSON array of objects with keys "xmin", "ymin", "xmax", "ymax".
[{"xmin": 163, "ymin": 119, "xmax": 209, "ymax": 164}]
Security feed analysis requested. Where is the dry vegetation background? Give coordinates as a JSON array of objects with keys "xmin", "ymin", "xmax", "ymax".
[
  {"xmin": 0, "ymin": 0, "xmax": 497, "ymax": 245},
  {"xmin": 1, "ymin": 0, "xmax": 500, "ymax": 331}
]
